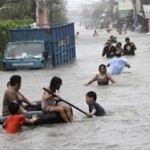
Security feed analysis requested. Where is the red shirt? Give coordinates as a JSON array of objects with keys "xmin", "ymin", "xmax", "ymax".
[{"xmin": 4, "ymin": 114, "xmax": 26, "ymax": 134}]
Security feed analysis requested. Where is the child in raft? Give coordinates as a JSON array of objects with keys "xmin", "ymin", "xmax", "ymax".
[{"xmin": 3, "ymin": 102, "xmax": 38, "ymax": 134}]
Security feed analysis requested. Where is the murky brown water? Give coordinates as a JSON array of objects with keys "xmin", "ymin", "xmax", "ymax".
[{"xmin": 0, "ymin": 23, "xmax": 150, "ymax": 150}]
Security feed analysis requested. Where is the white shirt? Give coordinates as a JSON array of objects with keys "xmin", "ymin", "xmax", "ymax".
[{"xmin": 108, "ymin": 57, "xmax": 129, "ymax": 75}]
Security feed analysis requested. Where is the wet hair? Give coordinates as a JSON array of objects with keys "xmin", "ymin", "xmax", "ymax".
[
  {"xmin": 49, "ymin": 76, "xmax": 62, "ymax": 93},
  {"xmin": 116, "ymin": 42, "xmax": 122, "ymax": 47},
  {"xmin": 99, "ymin": 64, "xmax": 107, "ymax": 73},
  {"xmin": 86, "ymin": 91, "xmax": 97, "ymax": 101},
  {"xmin": 107, "ymin": 39, "xmax": 111, "ymax": 42},
  {"xmin": 107, "ymin": 39, "xmax": 112, "ymax": 45},
  {"xmin": 125, "ymin": 37, "xmax": 130, "ymax": 42},
  {"xmin": 105, "ymin": 39, "xmax": 111, "ymax": 45},
  {"xmin": 115, "ymin": 50, "xmax": 122, "ymax": 57},
  {"xmin": 7, "ymin": 75, "xmax": 21, "ymax": 87},
  {"xmin": 8, "ymin": 102, "xmax": 20, "ymax": 115}
]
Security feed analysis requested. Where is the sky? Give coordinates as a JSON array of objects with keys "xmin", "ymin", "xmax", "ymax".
[{"xmin": 67, "ymin": 0, "xmax": 101, "ymax": 10}]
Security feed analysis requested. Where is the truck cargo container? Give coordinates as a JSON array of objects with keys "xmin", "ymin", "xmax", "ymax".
[{"xmin": 3, "ymin": 23, "xmax": 76, "ymax": 70}]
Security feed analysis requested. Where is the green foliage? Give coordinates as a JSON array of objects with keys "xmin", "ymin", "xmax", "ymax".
[
  {"xmin": 0, "ymin": 19, "xmax": 34, "ymax": 59},
  {"xmin": 46, "ymin": 0, "xmax": 68, "ymax": 23},
  {"xmin": 0, "ymin": 1, "xmax": 33, "ymax": 19},
  {"xmin": 0, "ymin": 25, "xmax": 9, "ymax": 59}
]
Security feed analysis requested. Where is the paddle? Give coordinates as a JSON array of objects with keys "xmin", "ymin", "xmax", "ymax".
[{"xmin": 43, "ymin": 87, "xmax": 87, "ymax": 115}]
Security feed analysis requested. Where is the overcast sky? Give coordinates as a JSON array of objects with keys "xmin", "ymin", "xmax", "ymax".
[{"xmin": 67, "ymin": 0, "xmax": 100, "ymax": 10}]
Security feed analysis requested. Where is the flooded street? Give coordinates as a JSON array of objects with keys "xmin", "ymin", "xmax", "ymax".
[{"xmin": 1, "ymin": 23, "xmax": 150, "ymax": 149}]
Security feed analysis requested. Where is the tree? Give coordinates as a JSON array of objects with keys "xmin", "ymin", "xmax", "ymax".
[
  {"xmin": 0, "ymin": 0, "xmax": 33, "ymax": 19},
  {"xmin": 44, "ymin": 0, "xmax": 68, "ymax": 23},
  {"xmin": 0, "ymin": 0, "xmax": 67, "ymax": 23}
]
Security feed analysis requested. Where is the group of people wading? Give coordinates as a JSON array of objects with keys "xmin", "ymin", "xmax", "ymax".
[
  {"xmin": 85, "ymin": 35, "xmax": 137, "ymax": 85},
  {"xmin": 102, "ymin": 36, "xmax": 137, "ymax": 57}
]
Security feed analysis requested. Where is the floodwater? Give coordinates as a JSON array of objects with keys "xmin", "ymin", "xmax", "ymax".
[{"xmin": 0, "ymin": 23, "xmax": 150, "ymax": 150}]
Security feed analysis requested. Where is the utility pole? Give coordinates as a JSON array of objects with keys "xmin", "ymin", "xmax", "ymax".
[
  {"xmin": 48, "ymin": 1, "xmax": 54, "ymax": 23},
  {"xmin": 132, "ymin": 0, "xmax": 137, "ymax": 20},
  {"xmin": 35, "ymin": 0, "xmax": 39, "ymax": 24}
]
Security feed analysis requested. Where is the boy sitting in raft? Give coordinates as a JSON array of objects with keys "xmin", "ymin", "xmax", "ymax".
[
  {"xmin": 3, "ymin": 102, "xmax": 38, "ymax": 134},
  {"xmin": 85, "ymin": 91, "xmax": 106, "ymax": 117}
]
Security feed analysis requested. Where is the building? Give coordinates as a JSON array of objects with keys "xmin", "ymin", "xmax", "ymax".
[
  {"xmin": 113, "ymin": 0, "xmax": 149, "ymax": 32},
  {"xmin": 114, "ymin": 0, "xmax": 133, "ymax": 18},
  {"xmin": 143, "ymin": 4, "xmax": 150, "ymax": 32}
]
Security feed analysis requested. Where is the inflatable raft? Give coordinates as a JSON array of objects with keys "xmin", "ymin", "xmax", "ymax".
[{"xmin": 0, "ymin": 101, "xmax": 68, "ymax": 126}]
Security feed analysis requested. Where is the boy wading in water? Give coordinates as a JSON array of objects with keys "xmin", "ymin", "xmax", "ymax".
[{"xmin": 85, "ymin": 91, "xmax": 106, "ymax": 118}]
